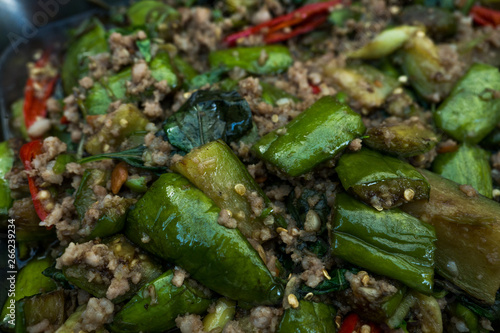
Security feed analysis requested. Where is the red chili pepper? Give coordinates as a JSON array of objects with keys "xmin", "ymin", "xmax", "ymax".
[
  {"xmin": 338, "ymin": 313, "xmax": 359, "ymax": 333},
  {"xmin": 20, "ymin": 140, "xmax": 50, "ymax": 222},
  {"xmin": 470, "ymin": 5, "xmax": 500, "ymax": 26},
  {"xmin": 23, "ymin": 52, "xmax": 58, "ymax": 138},
  {"xmin": 224, "ymin": 0, "xmax": 344, "ymax": 45},
  {"xmin": 309, "ymin": 82, "xmax": 321, "ymax": 94}
]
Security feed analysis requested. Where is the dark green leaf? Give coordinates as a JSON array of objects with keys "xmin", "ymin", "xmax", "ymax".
[
  {"xmin": 42, "ymin": 266, "xmax": 73, "ymax": 289},
  {"xmin": 188, "ymin": 67, "xmax": 228, "ymax": 90},
  {"xmin": 164, "ymin": 90, "xmax": 253, "ymax": 152},
  {"xmin": 78, "ymin": 145, "xmax": 164, "ymax": 172}
]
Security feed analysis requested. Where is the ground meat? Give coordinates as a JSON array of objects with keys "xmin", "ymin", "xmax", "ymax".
[
  {"xmin": 108, "ymin": 32, "xmax": 137, "ymax": 71},
  {"xmin": 218, "ymin": 209, "xmax": 238, "ymax": 229},
  {"xmin": 223, "ymin": 321, "xmax": 245, "ymax": 333},
  {"xmin": 300, "ymin": 255, "xmax": 325, "ymax": 288},
  {"xmin": 79, "ymin": 298, "xmax": 114, "ymax": 332},
  {"xmin": 26, "ymin": 319, "xmax": 51, "ymax": 333},
  {"xmin": 175, "ymin": 314, "xmax": 206, "ymax": 333},
  {"xmin": 56, "ymin": 240, "xmax": 143, "ymax": 300},
  {"xmin": 172, "ymin": 267, "xmax": 189, "ymax": 288},
  {"xmin": 144, "ymin": 133, "xmax": 173, "ymax": 166},
  {"xmin": 348, "ymin": 138, "xmax": 363, "ymax": 151},
  {"xmin": 79, "ymin": 76, "xmax": 94, "ymax": 89},
  {"xmin": 88, "ymin": 53, "xmax": 111, "ymax": 80},
  {"xmin": 249, "ymin": 306, "xmax": 283, "ymax": 333}
]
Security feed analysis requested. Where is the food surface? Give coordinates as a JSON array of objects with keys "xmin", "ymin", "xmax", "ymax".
[{"xmin": 2, "ymin": 0, "xmax": 500, "ymax": 332}]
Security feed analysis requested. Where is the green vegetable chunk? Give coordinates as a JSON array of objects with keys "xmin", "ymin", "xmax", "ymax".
[
  {"xmin": 9, "ymin": 198, "xmax": 54, "ymax": 242},
  {"xmin": 348, "ymin": 26, "xmax": 421, "ymax": 59},
  {"xmin": 336, "ymin": 148, "xmax": 430, "ymax": 210},
  {"xmin": 364, "ymin": 119, "xmax": 439, "ymax": 157},
  {"xmin": 332, "ymin": 192, "xmax": 436, "ymax": 294},
  {"xmin": 16, "ymin": 290, "xmax": 66, "ymax": 333},
  {"xmin": 399, "ymin": 33, "xmax": 454, "ymax": 102},
  {"xmin": 252, "ymin": 96, "xmax": 365, "ymax": 177},
  {"xmin": 203, "ymin": 298, "xmax": 236, "ymax": 332},
  {"xmin": 0, "ymin": 141, "xmax": 14, "ymax": 216},
  {"xmin": 401, "ymin": 170, "xmax": 500, "ymax": 304},
  {"xmin": 209, "ymin": 45, "xmax": 292, "ymax": 75},
  {"xmin": 62, "ymin": 21, "xmax": 107, "ymax": 94},
  {"xmin": 127, "ymin": 0, "xmax": 180, "ymax": 27},
  {"xmin": 165, "ymin": 90, "xmax": 253, "ymax": 152},
  {"xmin": 126, "ymin": 173, "xmax": 283, "ymax": 305},
  {"xmin": 434, "ymin": 63, "xmax": 500, "ymax": 144},
  {"xmin": 74, "ymin": 169, "xmax": 134, "ymax": 240},
  {"xmin": 85, "ymin": 104, "xmax": 149, "ymax": 155},
  {"xmin": 323, "ymin": 64, "xmax": 400, "ymax": 109},
  {"xmin": 277, "ymin": 301, "xmax": 337, "ymax": 333},
  {"xmin": 432, "ymin": 143, "xmax": 492, "ymax": 198},
  {"xmin": 172, "ymin": 140, "xmax": 279, "ymax": 240},
  {"xmin": 55, "ymin": 305, "xmax": 86, "ymax": 333},
  {"xmin": 110, "ymin": 270, "xmax": 212, "ymax": 332},
  {"xmin": 62, "ymin": 234, "xmax": 162, "ymax": 303},
  {"xmin": 1, "ymin": 256, "xmax": 57, "ymax": 331}
]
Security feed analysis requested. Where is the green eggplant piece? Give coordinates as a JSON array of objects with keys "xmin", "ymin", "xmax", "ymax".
[
  {"xmin": 401, "ymin": 170, "xmax": 500, "ymax": 304},
  {"xmin": 84, "ymin": 67, "xmax": 130, "ymax": 116},
  {"xmin": 432, "ymin": 143, "xmax": 492, "ymax": 198},
  {"xmin": 127, "ymin": 0, "xmax": 180, "ymax": 27},
  {"xmin": 252, "ymin": 96, "xmax": 365, "ymax": 177},
  {"xmin": 399, "ymin": 33, "xmax": 454, "ymax": 102},
  {"xmin": 434, "ymin": 63, "xmax": 500, "ymax": 144},
  {"xmin": 336, "ymin": 148, "xmax": 430, "ymax": 210},
  {"xmin": 110, "ymin": 270, "xmax": 212, "ymax": 332},
  {"xmin": 348, "ymin": 26, "xmax": 421, "ymax": 59},
  {"xmin": 126, "ymin": 173, "xmax": 283, "ymax": 305},
  {"xmin": 324, "ymin": 64, "xmax": 400, "ymax": 109},
  {"xmin": 15, "ymin": 290, "xmax": 66, "ymax": 333},
  {"xmin": 1, "ymin": 256, "xmax": 57, "ymax": 331},
  {"xmin": 260, "ymin": 81, "xmax": 300, "ymax": 106},
  {"xmin": 74, "ymin": 169, "xmax": 134, "ymax": 240},
  {"xmin": 85, "ymin": 104, "xmax": 149, "ymax": 155},
  {"xmin": 203, "ymin": 298, "xmax": 236, "ymax": 332},
  {"xmin": 386, "ymin": 290, "xmax": 442, "ymax": 331},
  {"xmin": 0, "ymin": 141, "xmax": 14, "ymax": 216},
  {"xmin": 277, "ymin": 301, "xmax": 337, "ymax": 333},
  {"xmin": 171, "ymin": 140, "xmax": 280, "ymax": 240},
  {"xmin": 449, "ymin": 303, "xmax": 486, "ymax": 333},
  {"xmin": 399, "ymin": 5, "xmax": 457, "ymax": 39},
  {"xmin": 62, "ymin": 21, "xmax": 107, "ymax": 94},
  {"xmin": 9, "ymin": 198, "xmax": 54, "ymax": 242},
  {"xmin": 125, "ymin": 176, "xmax": 149, "ymax": 193},
  {"xmin": 84, "ymin": 51, "xmax": 176, "ymax": 115},
  {"xmin": 364, "ymin": 120, "xmax": 439, "ymax": 157},
  {"xmin": 62, "ymin": 234, "xmax": 162, "ymax": 303},
  {"xmin": 209, "ymin": 45, "xmax": 292, "ymax": 75},
  {"xmin": 332, "ymin": 192, "xmax": 436, "ymax": 294}
]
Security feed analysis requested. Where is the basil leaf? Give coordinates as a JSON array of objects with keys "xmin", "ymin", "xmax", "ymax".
[
  {"xmin": 164, "ymin": 90, "xmax": 253, "ymax": 152},
  {"xmin": 297, "ymin": 269, "xmax": 350, "ymax": 297},
  {"xmin": 136, "ymin": 39, "xmax": 152, "ymax": 62}
]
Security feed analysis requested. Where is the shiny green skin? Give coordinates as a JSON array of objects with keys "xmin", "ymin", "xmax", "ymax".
[
  {"xmin": 336, "ymin": 148, "xmax": 430, "ymax": 209},
  {"xmin": 62, "ymin": 22, "xmax": 107, "ymax": 94},
  {"xmin": 434, "ymin": 63, "xmax": 500, "ymax": 144},
  {"xmin": 450, "ymin": 303, "xmax": 486, "ymax": 333},
  {"xmin": 110, "ymin": 270, "xmax": 212, "ymax": 332},
  {"xmin": 209, "ymin": 46, "xmax": 292, "ymax": 75},
  {"xmin": 252, "ymin": 96, "xmax": 365, "ymax": 177},
  {"xmin": 0, "ymin": 141, "xmax": 14, "ymax": 216},
  {"xmin": 432, "ymin": 143, "xmax": 492, "ymax": 198},
  {"xmin": 126, "ymin": 173, "xmax": 283, "ymax": 305},
  {"xmin": 1, "ymin": 257, "xmax": 57, "ymax": 331},
  {"xmin": 16, "ymin": 290, "xmax": 66, "ymax": 333},
  {"xmin": 74, "ymin": 169, "xmax": 133, "ymax": 240},
  {"xmin": 332, "ymin": 193, "xmax": 436, "ymax": 294},
  {"xmin": 63, "ymin": 234, "xmax": 162, "ymax": 303},
  {"xmin": 127, "ymin": 0, "xmax": 179, "ymax": 27},
  {"xmin": 277, "ymin": 301, "xmax": 337, "ymax": 333},
  {"xmin": 84, "ymin": 52, "xmax": 176, "ymax": 115}
]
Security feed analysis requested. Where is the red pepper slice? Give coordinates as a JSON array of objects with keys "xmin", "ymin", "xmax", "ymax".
[
  {"xmin": 338, "ymin": 313, "xmax": 359, "ymax": 333},
  {"xmin": 470, "ymin": 5, "xmax": 500, "ymax": 26},
  {"xmin": 23, "ymin": 52, "xmax": 58, "ymax": 138},
  {"xmin": 20, "ymin": 140, "xmax": 50, "ymax": 222},
  {"xmin": 309, "ymin": 82, "xmax": 321, "ymax": 94},
  {"xmin": 224, "ymin": 0, "xmax": 343, "ymax": 45}
]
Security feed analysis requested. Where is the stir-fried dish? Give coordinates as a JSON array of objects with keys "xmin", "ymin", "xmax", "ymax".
[{"xmin": 2, "ymin": 0, "xmax": 500, "ymax": 332}]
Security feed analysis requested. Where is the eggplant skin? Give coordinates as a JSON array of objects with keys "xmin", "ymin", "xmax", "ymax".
[{"xmin": 126, "ymin": 173, "xmax": 283, "ymax": 305}]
